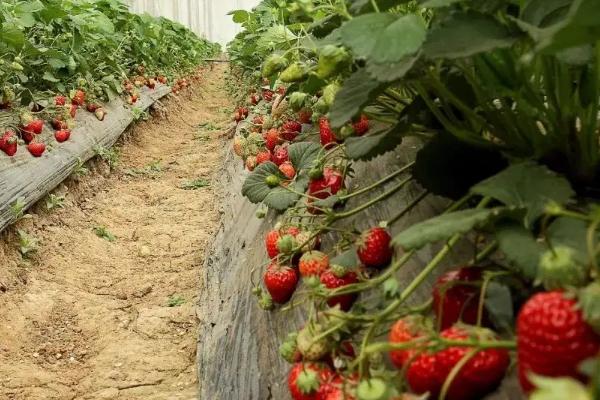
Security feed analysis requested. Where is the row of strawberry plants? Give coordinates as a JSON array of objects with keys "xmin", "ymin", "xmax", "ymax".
[
  {"xmin": 225, "ymin": 1, "xmax": 600, "ymax": 399},
  {"xmin": 0, "ymin": 0, "xmax": 219, "ymax": 158}
]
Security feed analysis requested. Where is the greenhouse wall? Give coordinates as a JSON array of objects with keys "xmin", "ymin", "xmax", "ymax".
[{"xmin": 128, "ymin": 0, "xmax": 260, "ymax": 46}]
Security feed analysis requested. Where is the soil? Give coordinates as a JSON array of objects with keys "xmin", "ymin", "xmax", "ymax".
[{"xmin": 0, "ymin": 64, "xmax": 232, "ymax": 400}]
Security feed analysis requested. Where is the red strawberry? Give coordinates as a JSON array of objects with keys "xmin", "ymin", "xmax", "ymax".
[
  {"xmin": 299, "ymin": 251, "xmax": 329, "ymax": 277},
  {"xmin": 51, "ymin": 118, "xmax": 69, "ymax": 131},
  {"xmin": 95, "ymin": 108, "xmax": 107, "ymax": 121},
  {"xmin": 147, "ymin": 78, "xmax": 156, "ymax": 89},
  {"xmin": 433, "ymin": 267, "xmax": 486, "ymax": 331},
  {"xmin": 249, "ymin": 94, "xmax": 259, "ymax": 105},
  {"xmin": 72, "ymin": 90, "xmax": 85, "ymax": 106},
  {"xmin": 27, "ymin": 142, "xmax": 46, "ymax": 157},
  {"xmin": 55, "ymin": 95, "xmax": 67, "ymax": 106},
  {"xmin": 132, "ymin": 94, "xmax": 139, "ymax": 103},
  {"xmin": 281, "ymin": 120, "xmax": 302, "ymax": 141},
  {"xmin": 264, "ymin": 262, "xmax": 298, "ymax": 304},
  {"xmin": 279, "ymin": 161, "xmax": 296, "ymax": 179},
  {"xmin": 22, "ymin": 119, "xmax": 44, "ymax": 135},
  {"xmin": 352, "ymin": 114, "xmax": 369, "ymax": 136},
  {"xmin": 157, "ymin": 76, "xmax": 167, "ymax": 84},
  {"xmin": 86, "ymin": 103, "xmax": 99, "ymax": 112},
  {"xmin": 407, "ymin": 327, "xmax": 509, "ymax": 400},
  {"xmin": 70, "ymin": 104, "xmax": 78, "ymax": 118},
  {"xmin": 277, "ymin": 86, "xmax": 286, "ymax": 96},
  {"xmin": 517, "ymin": 291, "xmax": 600, "ymax": 393},
  {"xmin": 319, "ymin": 118, "xmax": 338, "ymax": 146},
  {"xmin": 288, "ymin": 362, "xmax": 334, "ymax": 400},
  {"xmin": 298, "ymin": 109, "xmax": 313, "ymax": 125},
  {"xmin": 320, "ymin": 267, "xmax": 359, "ymax": 311},
  {"xmin": 356, "ymin": 227, "xmax": 392, "ymax": 269},
  {"xmin": 256, "ymin": 149, "xmax": 272, "ymax": 165},
  {"xmin": 266, "ymin": 229, "xmax": 282, "ymax": 259},
  {"xmin": 272, "ymin": 144, "xmax": 289, "ymax": 166},
  {"xmin": 308, "ymin": 168, "xmax": 343, "ymax": 200},
  {"xmin": 20, "ymin": 130, "xmax": 34, "ymax": 144},
  {"xmin": 54, "ymin": 129, "xmax": 71, "ymax": 143},
  {"xmin": 253, "ymin": 115, "xmax": 264, "ymax": 126},
  {"xmin": 389, "ymin": 318, "xmax": 426, "ymax": 369},
  {"xmin": 0, "ymin": 131, "xmax": 18, "ymax": 156},
  {"xmin": 265, "ymin": 128, "xmax": 282, "ymax": 151},
  {"xmin": 262, "ymin": 89, "xmax": 274, "ymax": 102}
]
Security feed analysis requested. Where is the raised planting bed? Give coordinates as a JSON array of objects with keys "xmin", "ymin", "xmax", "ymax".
[{"xmin": 0, "ymin": 85, "xmax": 170, "ymax": 233}]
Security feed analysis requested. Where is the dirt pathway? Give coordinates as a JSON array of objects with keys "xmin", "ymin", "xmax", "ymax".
[{"xmin": 0, "ymin": 65, "xmax": 231, "ymax": 400}]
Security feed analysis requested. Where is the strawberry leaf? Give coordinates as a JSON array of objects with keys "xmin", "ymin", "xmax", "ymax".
[
  {"xmin": 345, "ymin": 124, "xmax": 405, "ymax": 161},
  {"xmin": 495, "ymin": 222, "xmax": 542, "ymax": 280},
  {"xmin": 483, "ymin": 281, "xmax": 514, "ymax": 332},
  {"xmin": 393, "ymin": 207, "xmax": 506, "ymax": 250},
  {"xmin": 331, "ymin": 247, "xmax": 359, "ymax": 268},
  {"xmin": 330, "ymin": 68, "xmax": 384, "ymax": 128},
  {"xmin": 471, "ymin": 162, "xmax": 575, "ymax": 227},
  {"xmin": 289, "ymin": 142, "xmax": 322, "ymax": 172},
  {"xmin": 370, "ymin": 15, "xmax": 426, "ymax": 64},
  {"xmin": 339, "ymin": 13, "xmax": 397, "ymax": 58},
  {"xmin": 242, "ymin": 162, "xmax": 286, "ymax": 204}
]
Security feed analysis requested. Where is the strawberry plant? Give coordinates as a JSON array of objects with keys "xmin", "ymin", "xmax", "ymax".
[{"xmin": 225, "ymin": 0, "xmax": 600, "ymax": 399}]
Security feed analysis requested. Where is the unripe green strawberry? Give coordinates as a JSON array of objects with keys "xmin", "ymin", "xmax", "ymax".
[
  {"xmin": 277, "ymin": 234, "xmax": 298, "ymax": 255},
  {"xmin": 280, "ymin": 332, "xmax": 301, "ymax": 363},
  {"xmin": 265, "ymin": 174, "xmax": 281, "ymax": 187},
  {"xmin": 289, "ymin": 92, "xmax": 309, "ymax": 111},
  {"xmin": 314, "ymin": 97, "xmax": 329, "ymax": 113},
  {"xmin": 579, "ymin": 282, "xmax": 600, "ymax": 335},
  {"xmin": 537, "ymin": 246, "xmax": 588, "ymax": 290},
  {"xmin": 316, "ymin": 45, "xmax": 350, "ymax": 80},
  {"xmin": 356, "ymin": 378, "xmax": 390, "ymax": 400},
  {"xmin": 296, "ymin": 324, "xmax": 332, "ymax": 361},
  {"xmin": 323, "ymin": 83, "xmax": 340, "ymax": 107},
  {"xmin": 263, "ymin": 54, "xmax": 289, "ymax": 77},
  {"xmin": 280, "ymin": 62, "xmax": 309, "ymax": 83},
  {"xmin": 11, "ymin": 62, "xmax": 23, "ymax": 71}
]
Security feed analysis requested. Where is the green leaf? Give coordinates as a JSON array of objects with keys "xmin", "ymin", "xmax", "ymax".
[
  {"xmin": 366, "ymin": 56, "xmax": 417, "ymax": 83},
  {"xmin": 329, "ymin": 68, "xmax": 384, "ymax": 128},
  {"xmin": 42, "ymin": 71, "xmax": 60, "ymax": 83},
  {"xmin": 423, "ymin": 11, "xmax": 517, "ymax": 59},
  {"xmin": 370, "ymin": 15, "xmax": 426, "ymax": 64},
  {"xmin": 331, "ymin": 247, "xmax": 359, "ymax": 268},
  {"xmin": 495, "ymin": 222, "xmax": 542, "ymax": 279},
  {"xmin": 339, "ymin": 13, "xmax": 397, "ymax": 59},
  {"xmin": 229, "ymin": 10, "xmax": 250, "ymax": 24},
  {"xmin": 547, "ymin": 217, "xmax": 593, "ymax": 265},
  {"xmin": 413, "ymin": 132, "xmax": 507, "ymax": 200},
  {"xmin": 242, "ymin": 162, "xmax": 285, "ymax": 203},
  {"xmin": 263, "ymin": 186, "xmax": 301, "ymax": 211},
  {"xmin": 471, "ymin": 162, "xmax": 575, "ymax": 227},
  {"xmin": 484, "ymin": 282, "xmax": 514, "ymax": 331},
  {"xmin": 393, "ymin": 208, "xmax": 506, "ymax": 250},
  {"xmin": 420, "ymin": 0, "xmax": 463, "ymax": 7},
  {"xmin": 0, "ymin": 24, "xmax": 26, "ymax": 49},
  {"xmin": 529, "ymin": 375, "xmax": 591, "ymax": 400},
  {"xmin": 48, "ymin": 58, "xmax": 66, "ymax": 69},
  {"xmin": 344, "ymin": 124, "xmax": 404, "ymax": 161},
  {"xmin": 288, "ymin": 142, "xmax": 322, "ymax": 171}
]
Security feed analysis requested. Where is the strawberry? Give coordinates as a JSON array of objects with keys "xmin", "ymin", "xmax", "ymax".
[
  {"xmin": 55, "ymin": 95, "xmax": 67, "ymax": 106},
  {"xmin": 95, "ymin": 108, "xmax": 107, "ymax": 121},
  {"xmin": 245, "ymin": 155, "xmax": 257, "ymax": 171},
  {"xmin": 297, "ymin": 324, "xmax": 333, "ymax": 361},
  {"xmin": 279, "ymin": 161, "xmax": 296, "ymax": 180},
  {"xmin": 22, "ymin": 119, "xmax": 44, "ymax": 135},
  {"xmin": 20, "ymin": 130, "xmax": 34, "ymax": 144},
  {"xmin": 147, "ymin": 78, "xmax": 156, "ymax": 89},
  {"xmin": 308, "ymin": 167, "xmax": 343, "ymax": 200},
  {"xmin": 86, "ymin": 103, "xmax": 99, "ymax": 112},
  {"xmin": 299, "ymin": 251, "xmax": 329, "ymax": 277},
  {"xmin": 70, "ymin": 104, "xmax": 78, "ymax": 118},
  {"xmin": 27, "ymin": 141, "xmax": 46, "ymax": 157},
  {"xmin": 132, "ymin": 94, "xmax": 139, "ymax": 103},
  {"xmin": 233, "ymin": 136, "xmax": 245, "ymax": 157},
  {"xmin": 356, "ymin": 227, "xmax": 392, "ymax": 269},
  {"xmin": 320, "ymin": 266, "xmax": 359, "ymax": 311},
  {"xmin": 54, "ymin": 129, "xmax": 71, "ymax": 143},
  {"xmin": 249, "ymin": 94, "xmax": 259, "ymax": 105},
  {"xmin": 253, "ymin": 115, "xmax": 264, "ymax": 126},
  {"xmin": 352, "ymin": 114, "xmax": 369, "ymax": 136},
  {"xmin": 256, "ymin": 149, "xmax": 272, "ymax": 165},
  {"xmin": 0, "ymin": 131, "xmax": 18, "ymax": 156},
  {"xmin": 389, "ymin": 318, "xmax": 426, "ymax": 369},
  {"xmin": 407, "ymin": 327, "xmax": 509, "ymax": 400},
  {"xmin": 124, "ymin": 82, "xmax": 134, "ymax": 93},
  {"xmin": 157, "ymin": 76, "xmax": 167, "ymax": 84},
  {"xmin": 272, "ymin": 144, "xmax": 289, "ymax": 166},
  {"xmin": 265, "ymin": 128, "xmax": 282, "ymax": 151},
  {"xmin": 319, "ymin": 118, "xmax": 338, "ymax": 146},
  {"xmin": 282, "ymin": 120, "xmax": 302, "ymax": 141},
  {"xmin": 288, "ymin": 362, "xmax": 334, "ymax": 400},
  {"xmin": 264, "ymin": 262, "xmax": 298, "ymax": 304},
  {"xmin": 266, "ymin": 229, "xmax": 282, "ymax": 259},
  {"xmin": 517, "ymin": 291, "xmax": 600, "ymax": 393},
  {"xmin": 277, "ymin": 86, "xmax": 287, "ymax": 96},
  {"xmin": 262, "ymin": 89, "xmax": 274, "ymax": 102},
  {"xmin": 51, "ymin": 118, "xmax": 69, "ymax": 131},
  {"xmin": 298, "ymin": 109, "xmax": 313, "ymax": 125},
  {"xmin": 432, "ymin": 267, "xmax": 486, "ymax": 331},
  {"xmin": 72, "ymin": 90, "xmax": 85, "ymax": 106}
]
